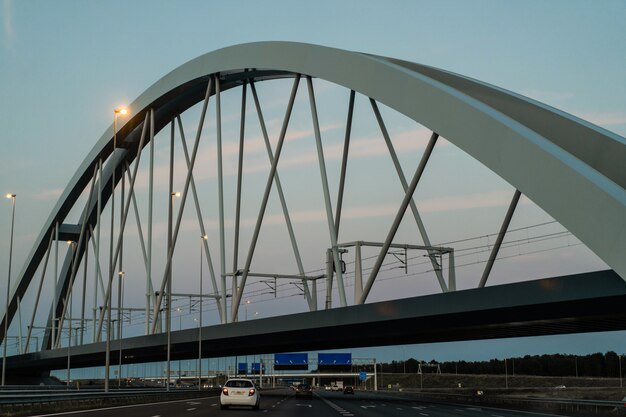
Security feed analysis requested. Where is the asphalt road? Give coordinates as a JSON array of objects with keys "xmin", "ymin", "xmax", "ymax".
[{"xmin": 28, "ymin": 388, "xmax": 572, "ymax": 417}]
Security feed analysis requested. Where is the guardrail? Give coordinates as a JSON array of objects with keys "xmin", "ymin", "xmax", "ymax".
[
  {"xmin": 0, "ymin": 388, "xmax": 220, "ymax": 417},
  {"xmin": 373, "ymin": 389, "xmax": 626, "ymax": 415}
]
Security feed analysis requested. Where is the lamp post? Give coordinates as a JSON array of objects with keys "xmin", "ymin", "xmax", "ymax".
[
  {"xmin": 245, "ymin": 300, "xmax": 250, "ymax": 321},
  {"xmin": 166, "ymin": 191, "xmax": 180, "ymax": 392},
  {"xmin": 106, "ymin": 107, "xmax": 127, "ymax": 393},
  {"xmin": 66, "ymin": 240, "xmax": 76, "ymax": 389},
  {"xmin": 118, "ymin": 271, "xmax": 125, "ymax": 389},
  {"xmin": 2, "ymin": 193, "xmax": 16, "ymax": 386},
  {"xmin": 504, "ymin": 358, "xmax": 508, "ymax": 389},
  {"xmin": 177, "ymin": 307, "xmax": 182, "ymax": 384},
  {"xmin": 617, "ymin": 355, "xmax": 624, "ymax": 388},
  {"xmin": 199, "ymin": 234, "xmax": 207, "ymax": 391}
]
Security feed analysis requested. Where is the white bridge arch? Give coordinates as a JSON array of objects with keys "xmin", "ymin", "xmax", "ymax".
[{"xmin": 2, "ymin": 42, "xmax": 625, "ymax": 357}]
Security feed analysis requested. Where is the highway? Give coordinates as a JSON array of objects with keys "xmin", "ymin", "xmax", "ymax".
[{"xmin": 27, "ymin": 388, "xmax": 573, "ymax": 417}]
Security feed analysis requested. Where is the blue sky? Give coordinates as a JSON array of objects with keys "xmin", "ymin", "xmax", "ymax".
[{"xmin": 1, "ymin": 0, "xmax": 625, "ymax": 365}]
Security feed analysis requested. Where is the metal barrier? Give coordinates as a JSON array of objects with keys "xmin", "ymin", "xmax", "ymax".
[{"xmin": 0, "ymin": 388, "xmax": 220, "ymax": 416}]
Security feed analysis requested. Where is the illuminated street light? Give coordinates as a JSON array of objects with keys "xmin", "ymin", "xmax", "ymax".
[
  {"xmin": 106, "ymin": 106, "xmax": 128, "ymax": 393},
  {"xmin": 166, "ymin": 191, "xmax": 181, "ymax": 392},
  {"xmin": 2, "ymin": 193, "xmax": 16, "ymax": 386}
]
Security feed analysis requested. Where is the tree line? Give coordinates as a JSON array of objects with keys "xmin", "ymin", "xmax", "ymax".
[{"xmin": 375, "ymin": 351, "xmax": 623, "ymax": 378}]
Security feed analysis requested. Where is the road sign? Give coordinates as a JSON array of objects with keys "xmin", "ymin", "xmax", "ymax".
[
  {"xmin": 274, "ymin": 353, "xmax": 308, "ymax": 370},
  {"xmin": 359, "ymin": 372, "xmax": 367, "ymax": 381},
  {"xmin": 318, "ymin": 353, "xmax": 351, "ymax": 365}
]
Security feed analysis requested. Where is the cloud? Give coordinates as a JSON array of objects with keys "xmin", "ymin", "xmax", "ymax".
[
  {"xmin": 576, "ymin": 112, "xmax": 626, "ymax": 127},
  {"xmin": 416, "ymin": 191, "xmax": 517, "ymax": 213},
  {"xmin": 2, "ymin": 0, "xmax": 13, "ymax": 48},
  {"xmin": 175, "ymin": 190, "xmax": 518, "ymax": 231},
  {"xmin": 121, "ymin": 124, "xmax": 448, "ymax": 194},
  {"xmin": 520, "ymin": 89, "xmax": 575, "ymax": 104},
  {"xmin": 33, "ymin": 188, "xmax": 63, "ymax": 201}
]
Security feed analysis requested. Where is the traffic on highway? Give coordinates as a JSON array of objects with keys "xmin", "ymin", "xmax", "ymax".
[{"xmin": 27, "ymin": 387, "xmax": 578, "ymax": 417}]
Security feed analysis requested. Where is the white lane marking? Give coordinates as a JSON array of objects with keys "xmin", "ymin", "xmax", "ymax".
[
  {"xmin": 296, "ymin": 404, "xmax": 313, "ymax": 407},
  {"xmin": 186, "ymin": 408, "xmax": 196, "ymax": 411},
  {"xmin": 361, "ymin": 405, "xmax": 376, "ymax": 408},
  {"xmin": 187, "ymin": 401, "xmax": 201, "ymax": 405},
  {"xmin": 420, "ymin": 413, "xmax": 429, "ymax": 416},
  {"xmin": 27, "ymin": 396, "xmax": 215, "ymax": 417},
  {"xmin": 211, "ymin": 404, "xmax": 217, "ymax": 406}
]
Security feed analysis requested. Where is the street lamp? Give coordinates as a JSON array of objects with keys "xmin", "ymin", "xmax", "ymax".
[
  {"xmin": 166, "ymin": 191, "xmax": 180, "ymax": 392},
  {"xmin": 106, "ymin": 107, "xmax": 128, "ymax": 393},
  {"xmin": 617, "ymin": 355, "xmax": 623, "ymax": 388},
  {"xmin": 66, "ymin": 240, "xmax": 76, "ymax": 389},
  {"xmin": 199, "ymin": 234, "xmax": 207, "ymax": 391},
  {"xmin": 177, "ymin": 307, "xmax": 182, "ymax": 384},
  {"xmin": 245, "ymin": 299, "xmax": 250, "ymax": 321},
  {"xmin": 2, "ymin": 193, "xmax": 16, "ymax": 387},
  {"xmin": 118, "ymin": 271, "xmax": 125, "ymax": 389}
]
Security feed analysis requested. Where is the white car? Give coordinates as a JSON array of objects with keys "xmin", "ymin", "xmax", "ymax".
[{"xmin": 220, "ymin": 378, "xmax": 260, "ymax": 410}]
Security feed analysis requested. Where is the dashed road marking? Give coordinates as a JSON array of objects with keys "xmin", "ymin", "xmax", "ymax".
[
  {"xmin": 318, "ymin": 395, "xmax": 356, "ymax": 417},
  {"xmin": 186, "ymin": 408, "xmax": 196, "ymax": 411}
]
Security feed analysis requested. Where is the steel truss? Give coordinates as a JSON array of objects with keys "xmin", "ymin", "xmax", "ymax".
[{"xmin": 1, "ymin": 42, "xmax": 624, "ymax": 384}]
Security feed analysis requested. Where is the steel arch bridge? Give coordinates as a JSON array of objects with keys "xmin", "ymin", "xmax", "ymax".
[{"xmin": 2, "ymin": 42, "xmax": 625, "ymax": 381}]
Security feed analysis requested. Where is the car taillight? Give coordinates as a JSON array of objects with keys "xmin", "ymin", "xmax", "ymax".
[
  {"xmin": 248, "ymin": 388, "xmax": 256, "ymax": 396},
  {"xmin": 222, "ymin": 388, "xmax": 229, "ymax": 396}
]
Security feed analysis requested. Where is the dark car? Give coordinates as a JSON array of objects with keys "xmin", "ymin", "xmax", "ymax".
[
  {"xmin": 343, "ymin": 385, "xmax": 354, "ymax": 394},
  {"xmin": 295, "ymin": 383, "xmax": 313, "ymax": 398}
]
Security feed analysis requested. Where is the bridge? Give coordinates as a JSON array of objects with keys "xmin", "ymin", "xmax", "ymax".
[{"xmin": 1, "ymin": 42, "xmax": 625, "ymax": 387}]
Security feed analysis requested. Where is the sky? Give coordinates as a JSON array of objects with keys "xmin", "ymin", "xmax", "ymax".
[{"xmin": 1, "ymin": 0, "xmax": 625, "ymax": 368}]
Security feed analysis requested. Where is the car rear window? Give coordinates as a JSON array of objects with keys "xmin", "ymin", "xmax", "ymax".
[{"xmin": 225, "ymin": 380, "xmax": 254, "ymax": 388}]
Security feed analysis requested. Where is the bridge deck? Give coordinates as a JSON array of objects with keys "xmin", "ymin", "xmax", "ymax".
[{"xmin": 7, "ymin": 270, "xmax": 626, "ymax": 376}]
